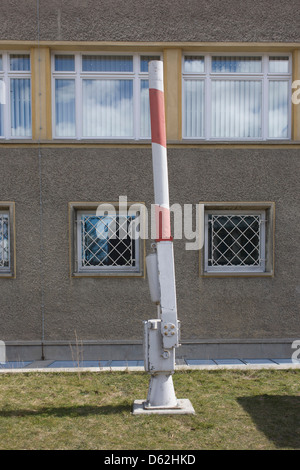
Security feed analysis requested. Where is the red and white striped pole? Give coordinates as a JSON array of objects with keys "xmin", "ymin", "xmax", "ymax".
[
  {"xmin": 132, "ymin": 61, "xmax": 194, "ymax": 414},
  {"xmin": 149, "ymin": 61, "xmax": 172, "ymax": 242}
]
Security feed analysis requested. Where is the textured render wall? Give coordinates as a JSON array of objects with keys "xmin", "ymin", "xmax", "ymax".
[
  {"xmin": 0, "ymin": 0, "xmax": 299, "ymax": 43},
  {"xmin": 0, "ymin": 146, "xmax": 299, "ymax": 343}
]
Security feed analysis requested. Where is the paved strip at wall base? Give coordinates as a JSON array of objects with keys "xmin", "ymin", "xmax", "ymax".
[{"xmin": 4, "ymin": 339, "xmax": 298, "ymax": 362}]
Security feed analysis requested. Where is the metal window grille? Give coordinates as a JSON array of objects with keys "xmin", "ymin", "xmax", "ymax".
[
  {"xmin": 0, "ymin": 214, "xmax": 9, "ymax": 269},
  {"xmin": 205, "ymin": 212, "xmax": 266, "ymax": 272},
  {"xmin": 78, "ymin": 214, "xmax": 138, "ymax": 272}
]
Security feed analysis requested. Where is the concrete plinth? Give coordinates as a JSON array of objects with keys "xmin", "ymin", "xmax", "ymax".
[{"xmin": 132, "ymin": 399, "xmax": 195, "ymax": 415}]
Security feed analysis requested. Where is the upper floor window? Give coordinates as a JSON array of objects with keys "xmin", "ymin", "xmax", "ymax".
[
  {"xmin": 0, "ymin": 53, "xmax": 31, "ymax": 139},
  {"xmin": 182, "ymin": 54, "xmax": 292, "ymax": 140},
  {"xmin": 52, "ymin": 53, "xmax": 161, "ymax": 140}
]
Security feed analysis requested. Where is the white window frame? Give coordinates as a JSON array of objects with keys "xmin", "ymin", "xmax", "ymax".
[
  {"xmin": 204, "ymin": 209, "xmax": 267, "ymax": 274},
  {"xmin": 182, "ymin": 53, "xmax": 292, "ymax": 141},
  {"xmin": 0, "ymin": 52, "xmax": 32, "ymax": 140},
  {"xmin": 52, "ymin": 52, "xmax": 162, "ymax": 140}
]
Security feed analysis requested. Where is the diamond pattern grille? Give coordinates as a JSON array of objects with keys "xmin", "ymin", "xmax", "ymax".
[
  {"xmin": 80, "ymin": 215, "xmax": 136, "ymax": 269},
  {"xmin": 208, "ymin": 214, "xmax": 262, "ymax": 267},
  {"xmin": 0, "ymin": 214, "xmax": 9, "ymax": 268}
]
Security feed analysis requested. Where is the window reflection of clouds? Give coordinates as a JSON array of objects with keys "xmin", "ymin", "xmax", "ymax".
[
  {"xmin": 184, "ymin": 57, "xmax": 205, "ymax": 73},
  {"xmin": 140, "ymin": 80, "xmax": 150, "ymax": 138},
  {"xmin": 55, "ymin": 79, "xmax": 76, "ymax": 137},
  {"xmin": 82, "ymin": 79, "xmax": 133, "ymax": 137},
  {"xmin": 269, "ymin": 81, "xmax": 289, "ymax": 138},
  {"xmin": 211, "ymin": 80, "xmax": 262, "ymax": 138},
  {"xmin": 212, "ymin": 57, "xmax": 262, "ymax": 74}
]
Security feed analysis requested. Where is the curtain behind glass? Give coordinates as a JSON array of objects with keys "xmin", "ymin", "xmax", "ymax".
[
  {"xmin": 55, "ymin": 79, "xmax": 76, "ymax": 137},
  {"xmin": 0, "ymin": 79, "xmax": 3, "ymax": 136},
  {"xmin": 140, "ymin": 79, "xmax": 150, "ymax": 138},
  {"xmin": 212, "ymin": 56, "xmax": 262, "ymax": 73},
  {"xmin": 82, "ymin": 55, "xmax": 133, "ymax": 73},
  {"xmin": 10, "ymin": 78, "xmax": 31, "ymax": 137},
  {"xmin": 268, "ymin": 81, "xmax": 289, "ymax": 138},
  {"xmin": 211, "ymin": 80, "xmax": 262, "ymax": 138},
  {"xmin": 82, "ymin": 79, "xmax": 133, "ymax": 137},
  {"xmin": 184, "ymin": 80, "xmax": 204, "ymax": 138}
]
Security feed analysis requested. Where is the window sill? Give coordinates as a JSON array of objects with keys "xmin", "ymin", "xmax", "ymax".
[
  {"xmin": 201, "ymin": 271, "xmax": 274, "ymax": 278},
  {"xmin": 71, "ymin": 271, "xmax": 144, "ymax": 279},
  {"xmin": 0, "ymin": 272, "xmax": 16, "ymax": 279}
]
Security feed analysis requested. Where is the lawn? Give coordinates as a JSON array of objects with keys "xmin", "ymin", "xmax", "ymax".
[{"xmin": 0, "ymin": 369, "xmax": 299, "ymax": 450}]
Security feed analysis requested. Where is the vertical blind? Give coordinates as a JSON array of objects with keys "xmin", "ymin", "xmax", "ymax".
[
  {"xmin": 10, "ymin": 78, "xmax": 32, "ymax": 137},
  {"xmin": 183, "ymin": 55, "xmax": 291, "ymax": 139},
  {"xmin": 140, "ymin": 79, "xmax": 150, "ymax": 138},
  {"xmin": 82, "ymin": 79, "xmax": 133, "ymax": 137},
  {"xmin": 211, "ymin": 80, "xmax": 262, "ymax": 138},
  {"xmin": 269, "ymin": 80, "xmax": 289, "ymax": 138},
  {"xmin": 183, "ymin": 80, "xmax": 204, "ymax": 138},
  {"xmin": 0, "ymin": 79, "xmax": 3, "ymax": 137},
  {"xmin": 0, "ymin": 54, "xmax": 31, "ymax": 138},
  {"xmin": 54, "ymin": 54, "xmax": 156, "ymax": 138},
  {"xmin": 55, "ymin": 79, "xmax": 76, "ymax": 137}
]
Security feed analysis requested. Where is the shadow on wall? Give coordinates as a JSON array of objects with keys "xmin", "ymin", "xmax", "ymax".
[{"xmin": 237, "ymin": 395, "xmax": 300, "ymax": 449}]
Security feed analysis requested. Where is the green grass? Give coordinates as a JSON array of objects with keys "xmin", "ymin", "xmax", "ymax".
[{"xmin": 0, "ymin": 369, "xmax": 299, "ymax": 450}]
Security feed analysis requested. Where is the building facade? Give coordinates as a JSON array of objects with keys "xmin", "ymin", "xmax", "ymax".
[{"xmin": 0, "ymin": 0, "xmax": 299, "ymax": 361}]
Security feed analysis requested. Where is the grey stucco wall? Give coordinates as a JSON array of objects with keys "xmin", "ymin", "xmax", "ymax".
[
  {"xmin": 0, "ymin": 146, "xmax": 299, "ymax": 344},
  {"xmin": 0, "ymin": 0, "xmax": 299, "ymax": 43}
]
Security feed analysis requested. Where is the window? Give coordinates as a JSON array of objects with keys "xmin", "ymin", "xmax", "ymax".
[
  {"xmin": 200, "ymin": 203, "xmax": 275, "ymax": 276},
  {"xmin": 183, "ymin": 54, "xmax": 291, "ymax": 140},
  {"xmin": 0, "ymin": 53, "xmax": 31, "ymax": 139},
  {"xmin": 52, "ymin": 53, "xmax": 161, "ymax": 139},
  {"xmin": 0, "ymin": 203, "xmax": 15, "ymax": 278},
  {"xmin": 69, "ymin": 203, "xmax": 144, "ymax": 277}
]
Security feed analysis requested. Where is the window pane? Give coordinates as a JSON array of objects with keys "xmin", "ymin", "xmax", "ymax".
[
  {"xmin": 140, "ymin": 56, "xmax": 161, "ymax": 72},
  {"xmin": 184, "ymin": 80, "xmax": 204, "ymax": 137},
  {"xmin": 55, "ymin": 79, "xmax": 76, "ymax": 137},
  {"xmin": 269, "ymin": 57, "xmax": 289, "ymax": 73},
  {"xmin": 10, "ymin": 78, "xmax": 31, "ymax": 137},
  {"xmin": 80, "ymin": 215, "xmax": 136, "ymax": 268},
  {"xmin": 212, "ymin": 56, "xmax": 262, "ymax": 73},
  {"xmin": 0, "ymin": 56, "xmax": 2, "ymax": 71},
  {"xmin": 140, "ymin": 79, "xmax": 150, "ymax": 138},
  {"xmin": 268, "ymin": 80, "xmax": 289, "ymax": 138},
  {"xmin": 208, "ymin": 214, "xmax": 261, "ymax": 268},
  {"xmin": 10, "ymin": 54, "xmax": 30, "ymax": 71},
  {"xmin": 55, "ymin": 55, "xmax": 75, "ymax": 72},
  {"xmin": 82, "ymin": 55, "xmax": 133, "ymax": 72},
  {"xmin": 0, "ymin": 214, "xmax": 9, "ymax": 269},
  {"xmin": 211, "ymin": 80, "xmax": 262, "ymax": 138},
  {"xmin": 82, "ymin": 79, "xmax": 133, "ymax": 137},
  {"xmin": 0, "ymin": 79, "xmax": 4, "ymax": 137},
  {"xmin": 184, "ymin": 56, "xmax": 205, "ymax": 73}
]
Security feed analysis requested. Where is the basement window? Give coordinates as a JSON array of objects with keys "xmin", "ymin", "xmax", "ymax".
[
  {"xmin": 69, "ymin": 203, "xmax": 145, "ymax": 277},
  {"xmin": 201, "ymin": 203, "xmax": 275, "ymax": 276},
  {"xmin": 0, "ymin": 203, "xmax": 15, "ymax": 278}
]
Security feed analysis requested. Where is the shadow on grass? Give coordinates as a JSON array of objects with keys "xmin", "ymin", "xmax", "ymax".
[
  {"xmin": 237, "ymin": 395, "xmax": 300, "ymax": 449},
  {"xmin": 0, "ymin": 402, "xmax": 130, "ymax": 418}
]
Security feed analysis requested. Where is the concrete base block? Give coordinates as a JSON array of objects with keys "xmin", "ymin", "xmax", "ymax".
[{"xmin": 132, "ymin": 398, "xmax": 195, "ymax": 415}]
